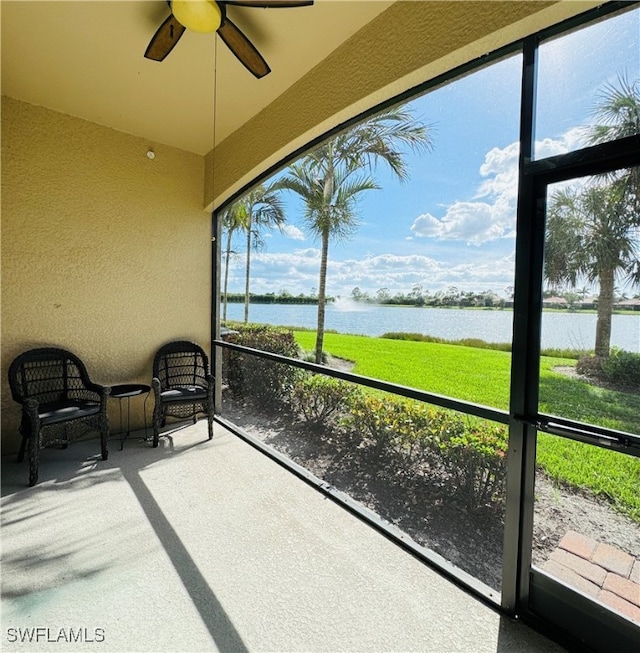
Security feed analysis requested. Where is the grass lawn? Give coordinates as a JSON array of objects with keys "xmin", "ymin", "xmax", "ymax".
[{"xmin": 294, "ymin": 331, "xmax": 640, "ymax": 521}]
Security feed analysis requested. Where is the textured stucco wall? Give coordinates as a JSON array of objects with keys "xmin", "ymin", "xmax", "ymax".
[
  {"xmin": 204, "ymin": 0, "xmax": 598, "ymax": 208},
  {"xmin": 1, "ymin": 97, "xmax": 210, "ymax": 452}
]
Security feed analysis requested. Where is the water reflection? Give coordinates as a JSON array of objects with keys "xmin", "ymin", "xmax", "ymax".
[{"xmin": 222, "ymin": 303, "xmax": 640, "ymax": 352}]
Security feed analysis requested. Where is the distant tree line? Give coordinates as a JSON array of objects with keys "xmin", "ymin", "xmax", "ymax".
[
  {"xmin": 350, "ymin": 285, "xmax": 640, "ymax": 311},
  {"xmin": 222, "ymin": 292, "xmax": 334, "ymax": 305},
  {"xmin": 351, "ymin": 285, "xmax": 508, "ymax": 309}
]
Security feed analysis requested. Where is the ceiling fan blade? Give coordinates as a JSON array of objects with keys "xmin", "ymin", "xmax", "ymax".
[
  {"xmin": 218, "ymin": 18, "xmax": 271, "ymax": 78},
  {"xmin": 223, "ymin": 1, "xmax": 313, "ymax": 7},
  {"xmin": 144, "ymin": 14, "xmax": 186, "ymax": 61}
]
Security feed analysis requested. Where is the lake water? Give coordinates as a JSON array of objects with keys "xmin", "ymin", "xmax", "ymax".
[{"xmin": 222, "ymin": 300, "xmax": 640, "ymax": 352}]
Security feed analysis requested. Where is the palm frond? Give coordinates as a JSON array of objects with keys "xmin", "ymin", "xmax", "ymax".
[{"xmin": 587, "ymin": 74, "xmax": 640, "ymax": 145}]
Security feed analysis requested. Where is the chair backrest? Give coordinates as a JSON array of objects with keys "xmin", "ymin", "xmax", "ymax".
[
  {"xmin": 153, "ymin": 341, "xmax": 210, "ymax": 390},
  {"xmin": 8, "ymin": 347, "xmax": 92, "ymax": 406}
]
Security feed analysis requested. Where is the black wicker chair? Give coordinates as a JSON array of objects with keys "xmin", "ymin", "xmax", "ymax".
[
  {"xmin": 8, "ymin": 347, "xmax": 110, "ymax": 486},
  {"xmin": 151, "ymin": 340, "xmax": 214, "ymax": 447}
]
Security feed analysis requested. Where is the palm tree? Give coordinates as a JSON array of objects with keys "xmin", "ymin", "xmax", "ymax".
[
  {"xmin": 220, "ymin": 202, "xmax": 249, "ymax": 322},
  {"xmin": 586, "ymin": 75, "xmax": 640, "ymax": 210},
  {"xmin": 276, "ymin": 107, "xmax": 433, "ymax": 363},
  {"xmin": 545, "ymin": 76, "xmax": 640, "ymax": 357},
  {"xmin": 276, "ymin": 162, "xmax": 376, "ymax": 361},
  {"xmin": 238, "ymin": 184, "xmax": 285, "ymax": 323},
  {"xmin": 587, "ymin": 75, "xmax": 640, "ymax": 143},
  {"xmin": 545, "ymin": 181, "xmax": 639, "ymax": 357}
]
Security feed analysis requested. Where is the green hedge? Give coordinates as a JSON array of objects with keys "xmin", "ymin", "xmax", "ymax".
[
  {"xmin": 289, "ymin": 374, "xmax": 359, "ymax": 431},
  {"xmin": 601, "ymin": 348, "xmax": 640, "ymax": 388},
  {"xmin": 342, "ymin": 394, "xmax": 507, "ymax": 510},
  {"xmin": 577, "ymin": 349, "xmax": 640, "ymax": 389},
  {"xmin": 290, "ymin": 376, "xmax": 507, "ymax": 510},
  {"xmin": 223, "ymin": 324, "xmax": 301, "ymax": 409}
]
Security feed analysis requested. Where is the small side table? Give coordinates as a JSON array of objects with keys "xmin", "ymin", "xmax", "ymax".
[{"xmin": 110, "ymin": 384, "xmax": 151, "ymax": 450}]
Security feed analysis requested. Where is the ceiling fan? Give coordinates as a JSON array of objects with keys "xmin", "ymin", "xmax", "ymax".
[{"xmin": 145, "ymin": 0, "xmax": 314, "ymax": 79}]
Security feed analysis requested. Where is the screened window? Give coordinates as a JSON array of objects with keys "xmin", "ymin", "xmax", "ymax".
[{"xmin": 535, "ymin": 7, "xmax": 640, "ymax": 160}]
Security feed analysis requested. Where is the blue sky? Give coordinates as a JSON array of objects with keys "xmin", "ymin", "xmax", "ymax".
[{"xmin": 225, "ymin": 8, "xmax": 639, "ymax": 299}]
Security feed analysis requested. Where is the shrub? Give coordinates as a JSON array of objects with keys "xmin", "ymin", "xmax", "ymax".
[
  {"xmin": 600, "ymin": 348, "xmax": 640, "ymax": 388},
  {"xmin": 380, "ymin": 332, "xmax": 512, "ymax": 352},
  {"xmin": 343, "ymin": 394, "xmax": 438, "ymax": 457},
  {"xmin": 393, "ymin": 402, "xmax": 461, "ymax": 467},
  {"xmin": 301, "ymin": 349, "xmax": 327, "ymax": 364},
  {"xmin": 576, "ymin": 353, "xmax": 604, "ymax": 378},
  {"xmin": 290, "ymin": 374, "xmax": 358, "ymax": 431},
  {"xmin": 437, "ymin": 421, "xmax": 508, "ymax": 510},
  {"xmin": 576, "ymin": 349, "xmax": 640, "ymax": 389},
  {"xmin": 343, "ymin": 394, "xmax": 402, "ymax": 456},
  {"xmin": 541, "ymin": 347, "xmax": 588, "ymax": 360},
  {"xmin": 343, "ymin": 393, "xmax": 507, "ymax": 509},
  {"xmin": 223, "ymin": 324, "xmax": 301, "ymax": 409}
]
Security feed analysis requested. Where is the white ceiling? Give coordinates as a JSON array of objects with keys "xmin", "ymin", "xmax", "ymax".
[{"xmin": 1, "ymin": 0, "xmax": 392, "ymax": 155}]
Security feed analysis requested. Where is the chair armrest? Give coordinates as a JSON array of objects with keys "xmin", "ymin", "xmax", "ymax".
[
  {"xmin": 24, "ymin": 397, "xmax": 40, "ymax": 424},
  {"xmin": 98, "ymin": 385, "xmax": 110, "ymax": 411},
  {"xmin": 86, "ymin": 381, "xmax": 111, "ymax": 397},
  {"xmin": 78, "ymin": 382, "xmax": 110, "ymax": 408},
  {"xmin": 152, "ymin": 377, "xmax": 162, "ymax": 397}
]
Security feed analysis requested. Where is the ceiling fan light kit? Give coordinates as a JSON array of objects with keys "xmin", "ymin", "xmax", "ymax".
[
  {"xmin": 172, "ymin": 1, "xmax": 222, "ymax": 33},
  {"xmin": 144, "ymin": 0, "xmax": 314, "ymax": 78}
]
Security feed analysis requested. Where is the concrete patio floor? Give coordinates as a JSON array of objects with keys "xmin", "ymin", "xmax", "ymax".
[{"xmin": 1, "ymin": 420, "xmax": 566, "ymax": 652}]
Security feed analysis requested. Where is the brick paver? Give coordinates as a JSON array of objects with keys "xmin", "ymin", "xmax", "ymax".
[
  {"xmin": 597, "ymin": 590, "xmax": 640, "ymax": 624},
  {"xmin": 549, "ymin": 548, "xmax": 607, "ymax": 586},
  {"xmin": 591, "ymin": 542, "xmax": 635, "ymax": 577},
  {"xmin": 545, "ymin": 531, "xmax": 640, "ymax": 626},
  {"xmin": 558, "ymin": 530, "xmax": 598, "ymax": 560},
  {"xmin": 543, "ymin": 559, "xmax": 600, "ymax": 597},
  {"xmin": 603, "ymin": 573, "xmax": 640, "ymax": 607}
]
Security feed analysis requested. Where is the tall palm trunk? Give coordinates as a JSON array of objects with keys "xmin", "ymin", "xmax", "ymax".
[
  {"xmin": 315, "ymin": 230, "xmax": 329, "ymax": 364},
  {"xmin": 595, "ymin": 267, "xmax": 615, "ymax": 357},
  {"xmin": 223, "ymin": 227, "xmax": 233, "ymax": 322},
  {"xmin": 244, "ymin": 216, "xmax": 252, "ymax": 323}
]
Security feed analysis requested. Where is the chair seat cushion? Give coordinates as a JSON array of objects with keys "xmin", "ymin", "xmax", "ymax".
[
  {"xmin": 160, "ymin": 386, "xmax": 207, "ymax": 402},
  {"xmin": 37, "ymin": 399, "xmax": 101, "ymax": 426}
]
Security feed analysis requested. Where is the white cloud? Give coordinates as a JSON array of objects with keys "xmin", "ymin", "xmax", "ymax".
[
  {"xmin": 535, "ymin": 126, "xmax": 585, "ymax": 159},
  {"xmin": 227, "ymin": 250, "xmax": 514, "ymax": 297},
  {"xmin": 477, "ymin": 142, "xmax": 519, "ymax": 200},
  {"xmin": 281, "ymin": 224, "xmax": 305, "ymax": 240},
  {"xmin": 225, "ymin": 129, "xmax": 582, "ymax": 297},
  {"xmin": 411, "ymin": 141, "xmax": 519, "ymax": 245},
  {"xmin": 411, "ymin": 202, "xmax": 508, "ymax": 244},
  {"xmin": 410, "ymin": 128, "xmax": 585, "ymax": 245}
]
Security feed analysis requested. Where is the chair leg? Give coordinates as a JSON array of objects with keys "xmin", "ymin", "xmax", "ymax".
[
  {"xmin": 16, "ymin": 433, "xmax": 28, "ymax": 463},
  {"xmin": 152, "ymin": 402, "xmax": 162, "ymax": 448},
  {"xmin": 16, "ymin": 416, "xmax": 28, "ymax": 462},
  {"xmin": 101, "ymin": 420, "xmax": 109, "ymax": 461},
  {"xmin": 28, "ymin": 434, "xmax": 39, "ymax": 487},
  {"xmin": 152, "ymin": 413, "xmax": 160, "ymax": 448},
  {"xmin": 207, "ymin": 413, "xmax": 213, "ymax": 440}
]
